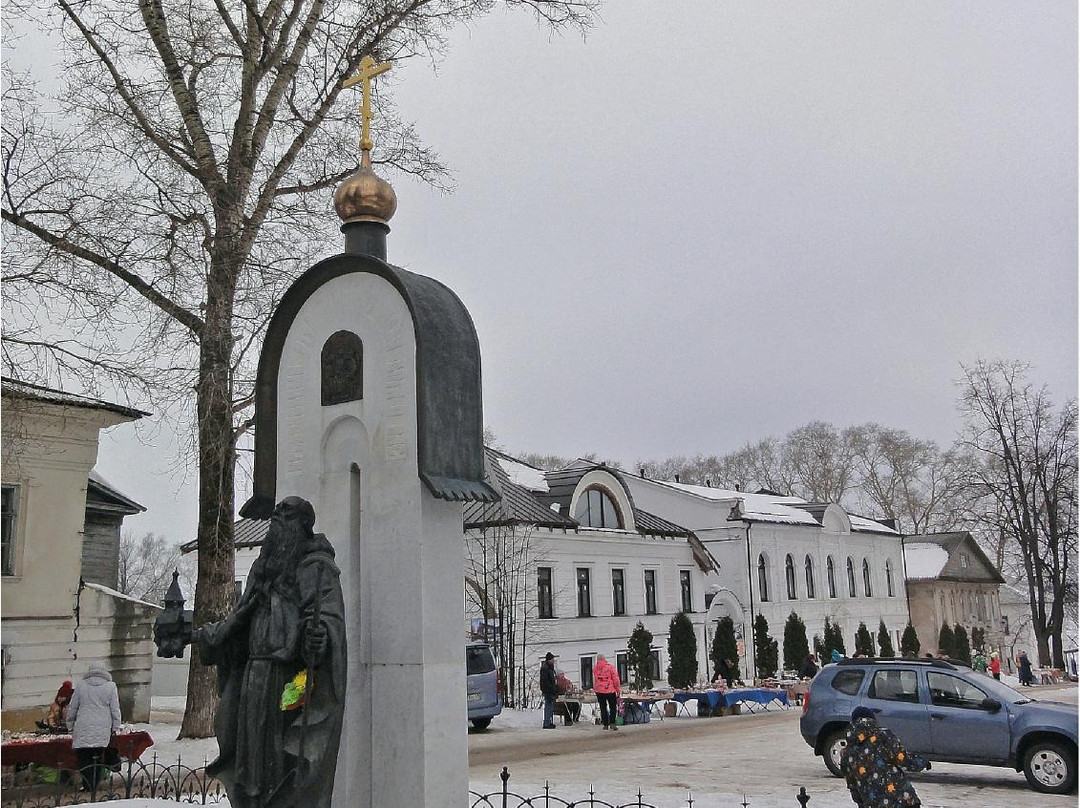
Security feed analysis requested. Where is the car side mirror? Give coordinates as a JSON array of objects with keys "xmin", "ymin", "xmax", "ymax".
[{"xmin": 980, "ymin": 697, "xmax": 1002, "ymax": 712}]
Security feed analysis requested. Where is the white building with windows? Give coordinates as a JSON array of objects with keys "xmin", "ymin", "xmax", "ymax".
[
  {"xmin": 463, "ymin": 450, "xmax": 717, "ymax": 700},
  {"xmin": 620, "ymin": 476, "xmax": 911, "ymax": 677}
]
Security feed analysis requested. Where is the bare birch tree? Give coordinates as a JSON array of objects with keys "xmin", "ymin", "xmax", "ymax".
[
  {"xmin": 958, "ymin": 360, "xmax": 1077, "ymax": 668},
  {"xmin": 464, "ymin": 523, "xmax": 547, "ymax": 708},
  {"xmin": 2, "ymin": 0, "xmax": 595, "ymax": 736}
]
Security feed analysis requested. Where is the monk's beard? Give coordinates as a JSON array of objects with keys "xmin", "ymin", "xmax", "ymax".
[{"xmin": 256, "ymin": 517, "xmax": 306, "ymax": 593}]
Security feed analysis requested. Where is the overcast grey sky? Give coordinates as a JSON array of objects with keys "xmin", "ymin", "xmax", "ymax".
[{"xmin": 97, "ymin": 1, "xmax": 1078, "ymax": 542}]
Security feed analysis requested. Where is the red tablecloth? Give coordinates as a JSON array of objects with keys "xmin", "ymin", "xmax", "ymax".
[{"xmin": 1, "ymin": 731, "xmax": 154, "ymax": 769}]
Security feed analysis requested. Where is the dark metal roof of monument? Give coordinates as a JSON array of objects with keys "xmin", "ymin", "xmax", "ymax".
[{"xmin": 240, "ymin": 251, "xmax": 498, "ymax": 519}]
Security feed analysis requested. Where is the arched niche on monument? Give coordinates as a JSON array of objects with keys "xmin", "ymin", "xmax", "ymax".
[{"xmin": 322, "ymin": 330, "xmax": 364, "ymax": 405}]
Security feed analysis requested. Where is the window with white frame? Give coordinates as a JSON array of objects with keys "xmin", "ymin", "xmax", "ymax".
[
  {"xmin": 846, "ymin": 557, "xmax": 856, "ymax": 597},
  {"xmin": 649, "ymin": 649, "xmax": 662, "ymax": 682},
  {"xmin": 644, "ymin": 569, "xmax": 658, "ymax": 615},
  {"xmin": 537, "ymin": 566, "xmax": 554, "ymax": 618},
  {"xmin": 612, "ymin": 568, "xmax": 626, "ymax": 616},
  {"xmin": 1, "ymin": 486, "xmax": 17, "ymax": 576},
  {"xmin": 574, "ymin": 487, "xmax": 623, "ymax": 529},
  {"xmin": 785, "ymin": 554, "xmax": 797, "ymax": 600},
  {"xmin": 862, "ymin": 559, "xmax": 873, "ymax": 597},
  {"xmin": 580, "ymin": 655, "xmax": 594, "ymax": 690},
  {"xmin": 827, "ymin": 556, "xmax": 837, "ymax": 598},
  {"xmin": 805, "ymin": 555, "xmax": 816, "ymax": 599},
  {"xmin": 758, "ymin": 554, "xmax": 771, "ymax": 602},
  {"xmin": 680, "ymin": 570, "xmax": 693, "ymax": 612},
  {"xmin": 885, "ymin": 559, "xmax": 895, "ymax": 597},
  {"xmin": 577, "ymin": 567, "xmax": 592, "ymax": 617}
]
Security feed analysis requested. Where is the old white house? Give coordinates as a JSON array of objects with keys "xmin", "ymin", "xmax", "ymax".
[
  {"xmin": 463, "ymin": 450, "xmax": 717, "ymax": 703},
  {"xmin": 1, "ymin": 378, "xmax": 157, "ymax": 729},
  {"xmin": 621, "ymin": 475, "xmax": 911, "ymax": 677}
]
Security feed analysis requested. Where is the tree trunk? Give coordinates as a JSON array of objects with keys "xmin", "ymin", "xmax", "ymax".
[{"xmin": 179, "ymin": 256, "xmax": 239, "ymax": 739}]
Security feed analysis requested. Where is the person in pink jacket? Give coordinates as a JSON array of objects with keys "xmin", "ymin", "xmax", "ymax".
[{"xmin": 593, "ymin": 655, "xmax": 622, "ymax": 730}]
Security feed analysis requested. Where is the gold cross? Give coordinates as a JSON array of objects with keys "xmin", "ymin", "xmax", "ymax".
[{"xmin": 343, "ymin": 55, "xmax": 393, "ymax": 153}]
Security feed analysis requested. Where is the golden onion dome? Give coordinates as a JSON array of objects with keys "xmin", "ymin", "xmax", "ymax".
[{"xmin": 334, "ymin": 150, "xmax": 397, "ymax": 224}]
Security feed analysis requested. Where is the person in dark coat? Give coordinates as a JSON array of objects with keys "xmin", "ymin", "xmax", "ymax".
[
  {"xmin": 841, "ymin": 706, "xmax": 929, "ymax": 808},
  {"xmin": 539, "ymin": 653, "xmax": 559, "ymax": 729},
  {"xmin": 1017, "ymin": 651, "xmax": 1035, "ymax": 686},
  {"xmin": 196, "ymin": 496, "xmax": 346, "ymax": 808},
  {"xmin": 798, "ymin": 654, "xmax": 819, "ymax": 680},
  {"xmin": 714, "ymin": 658, "xmax": 734, "ymax": 688}
]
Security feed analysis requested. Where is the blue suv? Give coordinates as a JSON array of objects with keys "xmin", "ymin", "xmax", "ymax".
[
  {"xmin": 466, "ymin": 642, "xmax": 502, "ymax": 730},
  {"xmin": 800, "ymin": 657, "xmax": 1078, "ymax": 794}
]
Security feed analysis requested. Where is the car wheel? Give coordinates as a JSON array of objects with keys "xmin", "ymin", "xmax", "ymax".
[
  {"xmin": 471, "ymin": 717, "xmax": 492, "ymax": 731},
  {"xmin": 1023, "ymin": 740, "xmax": 1077, "ymax": 794},
  {"xmin": 822, "ymin": 729, "xmax": 848, "ymax": 778}
]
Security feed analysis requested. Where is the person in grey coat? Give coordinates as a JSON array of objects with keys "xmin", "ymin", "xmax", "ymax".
[{"xmin": 67, "ymin": 662, "xmax": 122, "ymax": 790}]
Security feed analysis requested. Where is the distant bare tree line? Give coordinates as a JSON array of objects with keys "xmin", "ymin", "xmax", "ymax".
[{"xmin": 503, "ymin": 362, "xmax": 1076, "ymax": 669}]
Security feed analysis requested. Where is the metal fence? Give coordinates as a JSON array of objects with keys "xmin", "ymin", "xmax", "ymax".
[
  {"xmin": 1, "ymin": 755, "xmax": 227, "ymax": 806},
  {"xmin": 2, "ymin": 761, "xmax": 813, "ymax": 807},
  {"xmin": 469, "ymin": 767, "xmax": 814, "ymax": 808}
]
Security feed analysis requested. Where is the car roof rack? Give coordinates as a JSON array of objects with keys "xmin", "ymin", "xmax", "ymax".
[{"xmin": 835, "ymin": 657, "xmax": 958, "ymax": 670}]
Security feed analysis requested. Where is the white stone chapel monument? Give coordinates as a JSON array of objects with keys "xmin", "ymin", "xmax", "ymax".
[{"xmin": 239, "ymin": 57, "xmax": 498, "ymax": 808}]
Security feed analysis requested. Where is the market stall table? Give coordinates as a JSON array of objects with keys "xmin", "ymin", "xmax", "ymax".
[
  {"xmin": 720, "ymin": 688, "xmax": 789, "ymax": 713},
  {"xmin": 1, "ymin": 730, "xmax": 154, "ymax": 771},
  {"xmin": 670, "ymin": 690, "xmax": 723, "ymax": 716}
]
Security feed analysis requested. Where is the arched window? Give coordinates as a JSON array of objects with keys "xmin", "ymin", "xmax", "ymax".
[
  {"xmin": 885, "ymin": 560, "xmax": 895, "ymax": 597},
  {"xmin": 574, "ymin": 487, "xmax": 622, "ymax": 529},
  {"xmin": 826, "ymin": 556, "xmax": 837, "ymax": 598},
  {"xmin": 785, "ymin": 554, "xmax": 797, "ymax": 600},
  {"xmin": 846, "ymin": 558, "xmax": 856, "ymax": 597},
  {"xmin": 805, "ymin": 555, "xmax": 816, "ymax": 599},
  {"xmin": 758, "ymin": 554, "xmax": 770, "ymax": 602},
  {"xmin": 862, "ymin": 559, "xmax": 873, "ymax": 597}
]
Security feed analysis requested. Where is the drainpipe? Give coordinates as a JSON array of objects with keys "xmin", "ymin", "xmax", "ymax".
[
  {"xmin": 744, "ymin": 521, "xmax": 756, "ymax": 681},
  {"xmin": 900, "ymin": 533, "xmax": 912, "ymax": 627}
]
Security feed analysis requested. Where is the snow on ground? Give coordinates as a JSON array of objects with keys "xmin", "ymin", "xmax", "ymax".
[{"xmin": 79, "ymin": 685, "xmax": 1080, "ymax": 808}]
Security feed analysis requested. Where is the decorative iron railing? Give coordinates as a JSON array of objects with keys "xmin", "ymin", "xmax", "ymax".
[
  {"xmin": 2, "ymin": 760, "xmax": 813, "ymax": 807},
  {"xmin": 1, "ymin": 754, "xmax": 227, "ymax": 806},
  {"xmin": 469, "ymin": 766, "xmax": 813, "ymax": 808}
]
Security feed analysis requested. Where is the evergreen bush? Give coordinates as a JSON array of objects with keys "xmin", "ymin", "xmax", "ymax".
[
  {"xmin": 667, "ymin": 612, "xmax": 698, "ymax": 688},
  {"xmin": 754, "ymin": 613, "xmax": 778, "ymax": 678},
  {"xmin": 937, "ymin": 624, "xmax": 956, "ymax": 659},
  {"xmin": 711, "ymin": 616, "xmax": 740, "ymax": 682},
  {"xmin": 855, "ymin": 622, "xmax": 875, "ymax": 657},
  {"xmin": 877, "ymin": 620, "xmax": 895, "ymax": 658},
  {"xmin": 783, "ymin": 612, "xmax": 810, "ymax": 672},
  {"xmin": 627, "ymin": 622, "xmax": 654, "ymax": 689},
  {"xmin": 953, "ymin": 624, "xmax": 972, "ymax": 665},
  {"xmin": 900, "ymin": 622, "xmax": 920, "ymax": 657}
]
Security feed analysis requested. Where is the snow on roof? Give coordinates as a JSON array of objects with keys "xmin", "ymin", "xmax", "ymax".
[
  {"xmin": 82, "ymin": 581, "xmax": 161, "ymax": 609},
  {"xmin": 493, "ymin": 454, "xmax": 549, "ymax": 493},
  {"xmin": 849, "ymin": 514, "xmax": 899, "ymax": 535},
  {"xmin": 652, "ymin": 480, "xmax": 820, "ymax": 526},
  {"xmin": 903, "ymin": 543, "xmax": 950, "ymax": 580}
]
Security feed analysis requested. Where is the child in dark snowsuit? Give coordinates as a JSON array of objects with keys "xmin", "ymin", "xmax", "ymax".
[{"xmin": 841, "ymin": 706, "xmax": 930, "ymax": 808}]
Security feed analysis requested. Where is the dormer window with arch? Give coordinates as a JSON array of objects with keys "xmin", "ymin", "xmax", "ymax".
[
  {"xmin": 758, "ymin": 554, "xmax": 771, "ymax": 602},
  {"xmin": 885, "ymin": 559, "xmax": 895, "ymax": 597},
  {"xmin": 826, "ymin": 556, "xmax": 836, "ymax": 598},
  {"xmin": 805, "ymin": 555, "xmax": 816, "ymax": 599},
  {"xmin": 785, "ymin": 554, "xmax": 797, "ymax": 600},
  {"xmin": 862, "ymin": 558, "xmax": 873, "ymax": 597},
  {"xmin": 846, "ymin": 557, "xmax": 856, "ymax": 597},
  {"xmin": 574, "ymin": 486, "xmax": 623, "ymax": 529}
]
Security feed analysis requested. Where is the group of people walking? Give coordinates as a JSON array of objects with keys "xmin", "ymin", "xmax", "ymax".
[{"xmin": 540, "ymin": 651, "xmax": 622, "ymax": 730}]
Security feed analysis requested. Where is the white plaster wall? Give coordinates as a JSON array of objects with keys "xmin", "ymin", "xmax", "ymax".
[
  {"xmin": 278, "ymin": 271, "xmax": 466, "ymax": 808},
  {"xmin": 466, "ymin": 525, "xmax": 712, "ymax": 691},
  {"xmin": 1, "ymin": 398, "xmax": 136, "ymax": 728}
]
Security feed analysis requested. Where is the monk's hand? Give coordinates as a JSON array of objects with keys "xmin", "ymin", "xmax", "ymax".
[{"xmin": 304, "ymin": 620, "xmax": 328, "ymax": 663}]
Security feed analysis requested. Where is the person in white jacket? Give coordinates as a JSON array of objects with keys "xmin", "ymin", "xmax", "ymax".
[{"xmin": 67, "ymin": 662, "xmax": 122, "ymax": 790}]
